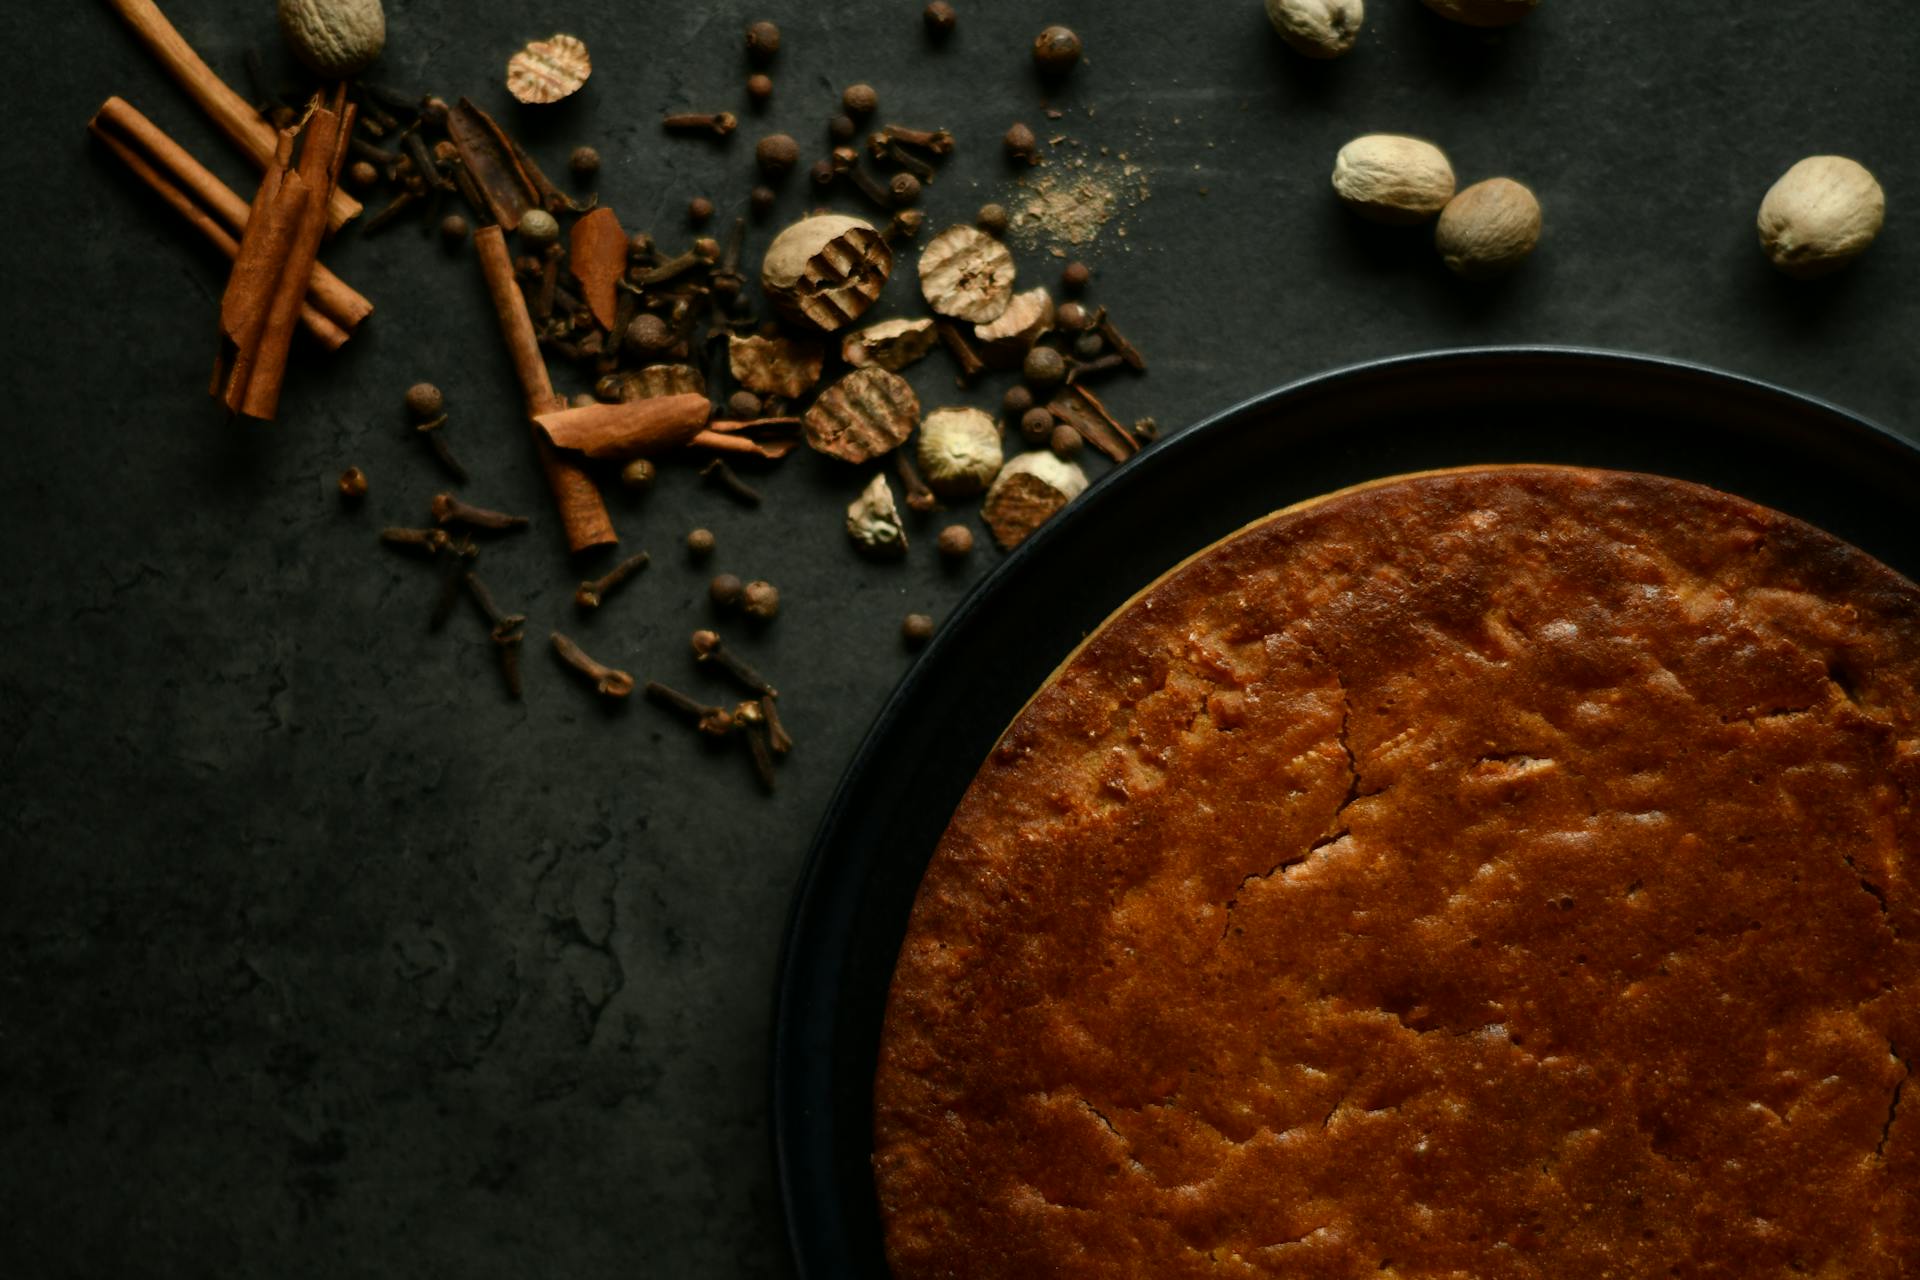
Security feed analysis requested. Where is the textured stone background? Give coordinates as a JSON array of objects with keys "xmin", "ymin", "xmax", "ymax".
[{"xmin": 1, "ymin": 1, "xmax": 1914, "ymax": 1276}]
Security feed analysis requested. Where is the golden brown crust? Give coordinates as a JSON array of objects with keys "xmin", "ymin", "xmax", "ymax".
[{"xmin": 874, "ymin": 465, "xmax": 1920, "ymax": 1279}]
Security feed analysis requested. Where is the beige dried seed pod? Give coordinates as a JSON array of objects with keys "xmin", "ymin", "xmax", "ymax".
[
  {"xmin": 1265, "ymin": 0, "xmax": 1364, "ymax": 58},
  {"xmin": 1332, "ymin": 134, "xmax": 1456, "ymax": 224},
  {"xmin": 277, "ymin": 0, "xmax": 386, "ymax": 77},
  {"xmin": 917, "ymin": 408, "xmax": 1005, "ymax": 497},
  {"xmin": 1757, "ymin": 156, "xmax": 1886, "ymax": 279},
  {"xmin": 973, "ymin": 287, "xmax": 1055, "ymax": 365},
  {"xmin": 1435, "ymin": 177, "xmax": 1541, "ymax": 279},
  {"xmin": 919, "ymin": 225, "xmax": 1018, "ymax": 323},
  {"xmin": 804, "ymin": 368, "xmax": 920, "ymax": 463},
  {"xmin": 847, "ymin": 474, "xmax": 909, "ymax": 556},
  {"xmin": 842, "ymin": 318, "xmax": 938, "ymax": 371},
  {"xmin": 761, "ymin": 215, "xmax": 893, "ymax": 331},
  {"xmin": 982, "ymin": 451, "xmax": 1087, "ymax": 551},
  {"xmin": 506, "ymin": 34, "xmax": 592, "ymax": 105},
  {"xmin": 728, "ymin": 334, "xmax": 825, "ymax": 398},
  {"xmin": 1420, "ymin": 0, "xmax": 1538, "ymax": 27}
]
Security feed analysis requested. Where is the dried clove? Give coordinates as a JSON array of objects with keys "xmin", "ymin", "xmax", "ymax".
[
  {"xmin": 896, "ymin": 452, "xmax": 940, "ymax": 513},
  {"xmin": 551, "ymin": 632, "xmax": 636, "ymax": 699},
  {"xmin": 701, "ymin": 458, "xmax": 763, "ymax": 507},
  {"xmin": 737, "ymin": 703, "xmax": 779, "ymax": 791},
  {"xmin": 878, "ymin": 124, "xmax": 955, "ymax": 157},
  {"xmin": 760, "ymin": 695, "xmax": 793, "ymax": 755},
  {"xmin": 646, "ymin": 681, "xmax": 737, "ymax": 738},
  {"xmin": 1093, "ymin": 308, "xmax": 1148, "ymax": 372},
  {"xmin": 412, "ymin": 414, "xmax": 469, "ymax": 482},
  {"xmin": 431, "ymin": 494, "xmax": 530, "ymax": 532},
  {"xmin": 575, "ymin": 551, "xmax": 652, "ymax": 609},
  {"xmin": 692, "ymin": 629, "xmax": 778, "ymax": 697},
  {"xmin": 935, "ymin": 320, "xmax": 987, "ymax": 382},
  {"xmin": 663, "ymin": 111, "xmax": 739, "ymax": 138},
  {"xmin": 1067, "ymin": 352, "xmax": 1130, "ymax": 384},
  {"xmin": 381, "ymin": 526, "xmax": 452, "ymax": 557}
]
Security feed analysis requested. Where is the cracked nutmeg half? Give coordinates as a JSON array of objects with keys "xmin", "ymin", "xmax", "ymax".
[
  {"xmin": 804, "ymin": 368, "xmax": 920, "ymax": 463},
  {"xmin": 506, "ymin": 34, "xmax": 592, "ymax": 105},
  {"xmin": 761, "ymin": 214, "xmax": 893, "ymax": 332},
  {"xmin": 919, "ymin": 224, "xmax": 1017, "ymax": 324}
]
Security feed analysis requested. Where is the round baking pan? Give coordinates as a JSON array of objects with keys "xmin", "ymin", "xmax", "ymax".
[{"xmin": 770, "ymin": 347, "xmax": 1920, "ymax": 1277}]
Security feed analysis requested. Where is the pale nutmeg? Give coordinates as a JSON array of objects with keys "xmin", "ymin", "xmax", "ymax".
[
  {"xmin": 1420, "ymin": 0, "xmax": 1539, "ymax": 28},
  {"xmin": 1332, "ymin": 135, "xmax": 1456, "ymax": 224},
  {"xmin": 1435, "ymin": 177, "xmax": 1541, "ymax": 279},
  {"xmin": 917, "ymin": 408, "xmax": 1005, "ymax": 497},
  {"xmin": 277, "ymin": 0, "xmax": 386, "ymax": 77},
  {"xmin": 1265, "ymin": 0, "xmax": 1364, "ymax": 59},
  {"xmin": 1757, "ymin": 156, "xmax": 1886, "ymax": 280}
]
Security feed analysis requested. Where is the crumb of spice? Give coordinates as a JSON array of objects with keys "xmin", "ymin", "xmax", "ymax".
[{"xmin": 903, "ymin": 613, "xmax": 936, "ymax": 646}]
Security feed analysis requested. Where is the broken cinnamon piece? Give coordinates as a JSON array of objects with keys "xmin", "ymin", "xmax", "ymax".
[
  {"xmin": 1046, "ymin": 383, "xmax": 1140, "ymax": 463},
  {"xmin": 689, "ymin": 431, "xmax": 800, "ymax": 460},
  {"xmin": 447, "ymin": 99, "xmax": 538, "ymax": 231},
  {"xmin": 474, "ymin": 224, "xmax": 617, "ymax": 553},
  {"xmin": 569, "ymin": 207, "xmax": 627, "ymax": 330},
  {"xmin": 535, "ymin": 393, "xmax": 713, "ymax": 460},
  {"xmin": 103, "ymin": 0, "xmax": 361, "ymax": 230}
]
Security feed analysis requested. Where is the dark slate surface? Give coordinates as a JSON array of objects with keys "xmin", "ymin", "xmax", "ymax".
[{"xmin": 1, "ymin": 1, "xmax": 1914, "ymax": 1275}]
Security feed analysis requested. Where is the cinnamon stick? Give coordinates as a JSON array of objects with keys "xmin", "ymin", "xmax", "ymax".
[
  {"xmin": 90, "ymin": 97, "xmax": 371, "ymax": 341},
  {"xmin": 1047, "ymin": 383, "xmax": 1140, "ymax": 463},
  {"xmin": 535, "ymin": 394, "xmax": 713, "ymax": 460},
  {"xmin": 689, "ymin": 431, "xmax": 801, "ymax": 460},
  {"xmin": 474, "ymin": 225, "xmax": 617, "ymax": 554},
  {"xmin": 103, "ymin": 0, "xmax": 361, "ymax": 232},
  {"xmin": 213, "ymin": 88, "xmax": 356, "ymax": 419}
]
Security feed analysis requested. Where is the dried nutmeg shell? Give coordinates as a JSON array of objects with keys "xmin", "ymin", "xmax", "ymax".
[
  {"xmin": 919, "ymin": 225, "xmax": 1017, "ymax": 324},
  {"xmin": 1332, "ymin": 134, "xmax": 1456, "ymax": 225},
  {"xmin": 917, "ymin": 407, "xmax": 1005, "ymax": 497},
  {"xmin": 1265, "ymin": 0, "xmax": 1365, "ymax": 59},
  {"xmin": 842, "ymin": 318, "xmax": 938, "ymax": 372},
  {"xmin": 982, "ymin": 451, "xmax": 1087, "ymax": 551},
  {"xmin": 1420, "ymin": 0, "xmax": 1539, "ymax": 28},
  {"xmin": 761, "ymin": 214, "xmax": 893, "ymax": 332},
  {"xmin": 506, "ymin": 33, "xmax": 592, "ymax": 104},
  {"xmin": 1435, "ymin": 177, "xmax": 1542, "ymax": 280},
  {"xmin": 729, "ymin": 334, "xmax": 825, "ymax": 398},
  {"xmin": 847, "ymin": 474, "xmax": 909, "ymax": 557},
  {"xmin": 805, "ymin": 368, "xmax": 920, "ymax": 463},
  {"xmin": 1757, "ymin": 156, "xmax": 1886, "ymax": 280},
  {"xmin": 277, "ymin": 0, "xmax": 386, "ymax": 78},
  {"xmin": 973, "ymin": 287, "xmax": 1055, "ymax": 365}
]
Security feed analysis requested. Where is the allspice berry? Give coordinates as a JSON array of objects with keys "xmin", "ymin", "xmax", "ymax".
[
  {"xmin": 903, "ymin": 613, "xmax": 936, "ymax": 647},
  {"xmin": 1435, "ymin": 177, "xmax": 1542, "ymax": 279},
  {"xmin": 1023, "ymin": 346, "xmax": 1067, "ymax": 391},
  {"xmin": 890, "ymin": 172, "xmax": 923, "ymax": 207},
  {"xmin": 621, "ymin": 458, "xmax": 657, "ymax": 492},
  {"xmin": 439, "ymin": 213, "xmax": 470, "ymax": 245},
  {"xmin": 937, "ymin": 524, "xmax": 975, "ymax": 560},
  {"xmin": 1061, "ymin": 261, "xmax": 1091, "ymax": 293},
  {"xmin": 1265, "ymin": 0, "xmax": 1365, "ymax": 59},
  {"xmin": 1004, "ymin": 121, "xmax": 1039, "ymax": 165},
  {"xmin": 745, "ymin": 19, "xmax": 781, "ymax": 62},
  {"xmin": 710, "ymin": 573, "xmax": 744, "ymax": 607},
  {"xmin": 1420, "ymin": 0, "xmax": 1539, "ymax": 28},
  {"xmin": 626, "ymin": 312, "xmax": 673, "ymax": 354},
  {"xmin": 1757, "ymin": 156, "xmax": 1886, "ymax": 280},
  {"xmin": 977, "ymin": 202, "xmax": 1010, "ymax": 236},
  {"xmin": 687, "ymin": 528, "xmax": 717, "ymax": 559},
  {"xmin": 742, "ymin": 580, "xmax": 781, "ymax": 621},
  {"xmin": 569, "ymin": 146, "xmax": 601, "ymax": 179},
  {"xmin": 727, "ymin": 389, "xmax": 765, "ymax": 420},
  {"xmin": 1033, "ymin": 25, "xmax": 1083, "ymax": 74},
  {"xmin": 346, "ymin": 159, "xmax": 379, "ymax": 191},
  {"xmin": 750, "ymin": 185, "xmax": 777, "ymax": 219},
  {"xmin": 1049, "ymin": 423, "xmax": 1083, "ymax": 459},
  {"xmin": 1020, "ymin": 406, "xmax": 1055, "ymax": 445},
  {"xmin": 1332, "ymin": 134, "xmax": 1456, "ymax": 224},
  {"xmin": 1003, "ymin": 384, "xmax": 1035, "ymax": 419},
  {"xmin": 747, "ymin": 73, "xmax": 774, "ymax": 104},
  {"xmin": 756, "ymin": 132, "xmax": 801, "ymax": 179},
  {"xmin": 519, "ymin": 207, "xmax": 561, "ymax": 247},
  {"xmin": 842, "ymin": 83, "xmax": 879, "ymax": 117},
  {"xmin": 688, "ymin": 195, "xmax": 715, "ymax": 225},
  {"xmin": 404, "ymin": 383, "xmax": 444, "ymax": 420},
  {"xmin": 924, "ymin": 2, "xmax": 957, "ymax": 38}
]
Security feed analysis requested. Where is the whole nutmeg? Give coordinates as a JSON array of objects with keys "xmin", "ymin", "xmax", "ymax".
[
  {"xmin": 917, "ymin": 407, "xmax": 1005, "ymax": 497},
  {"xmin": 1435, "ymin": 177, "xmax": 1542, "ymax": 279},
  {"xmin": 937, "ymin": 524, "xmax": 975, "ymax": 560},
  {"xmin": 1265, "ymin": 0, "xmax": 1364, "ymax": 59},
  {"xmin": 277, "ymin": 0, "xmax": 386, "ymax": 78},
  {"xmin": 1332, "ymin": 134, "xmax": 1456, "ymax": 224},
  {"xmin": 621, "ymin": 458, "xmax": 657, "ymax": 492},
  {"xmin": 1420, "ymin": 0, "xmax": 1538, "ymax": 28},
  {"xmin": 519, "ymin": 208, "xmax": 561, "ymax": 248},
  {"xmin": 1757, "ymin": 156, "xmax": 1886, "ymax": 280}
]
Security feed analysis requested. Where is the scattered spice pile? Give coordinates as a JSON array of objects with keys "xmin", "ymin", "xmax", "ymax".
[{"xmin": 90, "ymin": 0, "xmax": 1158, "ymax": 795}]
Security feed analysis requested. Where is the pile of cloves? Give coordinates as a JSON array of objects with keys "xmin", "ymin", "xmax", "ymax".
[{"xmin": 250, "ymin": 13, "xmax": 1155, "ymax": 795}]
